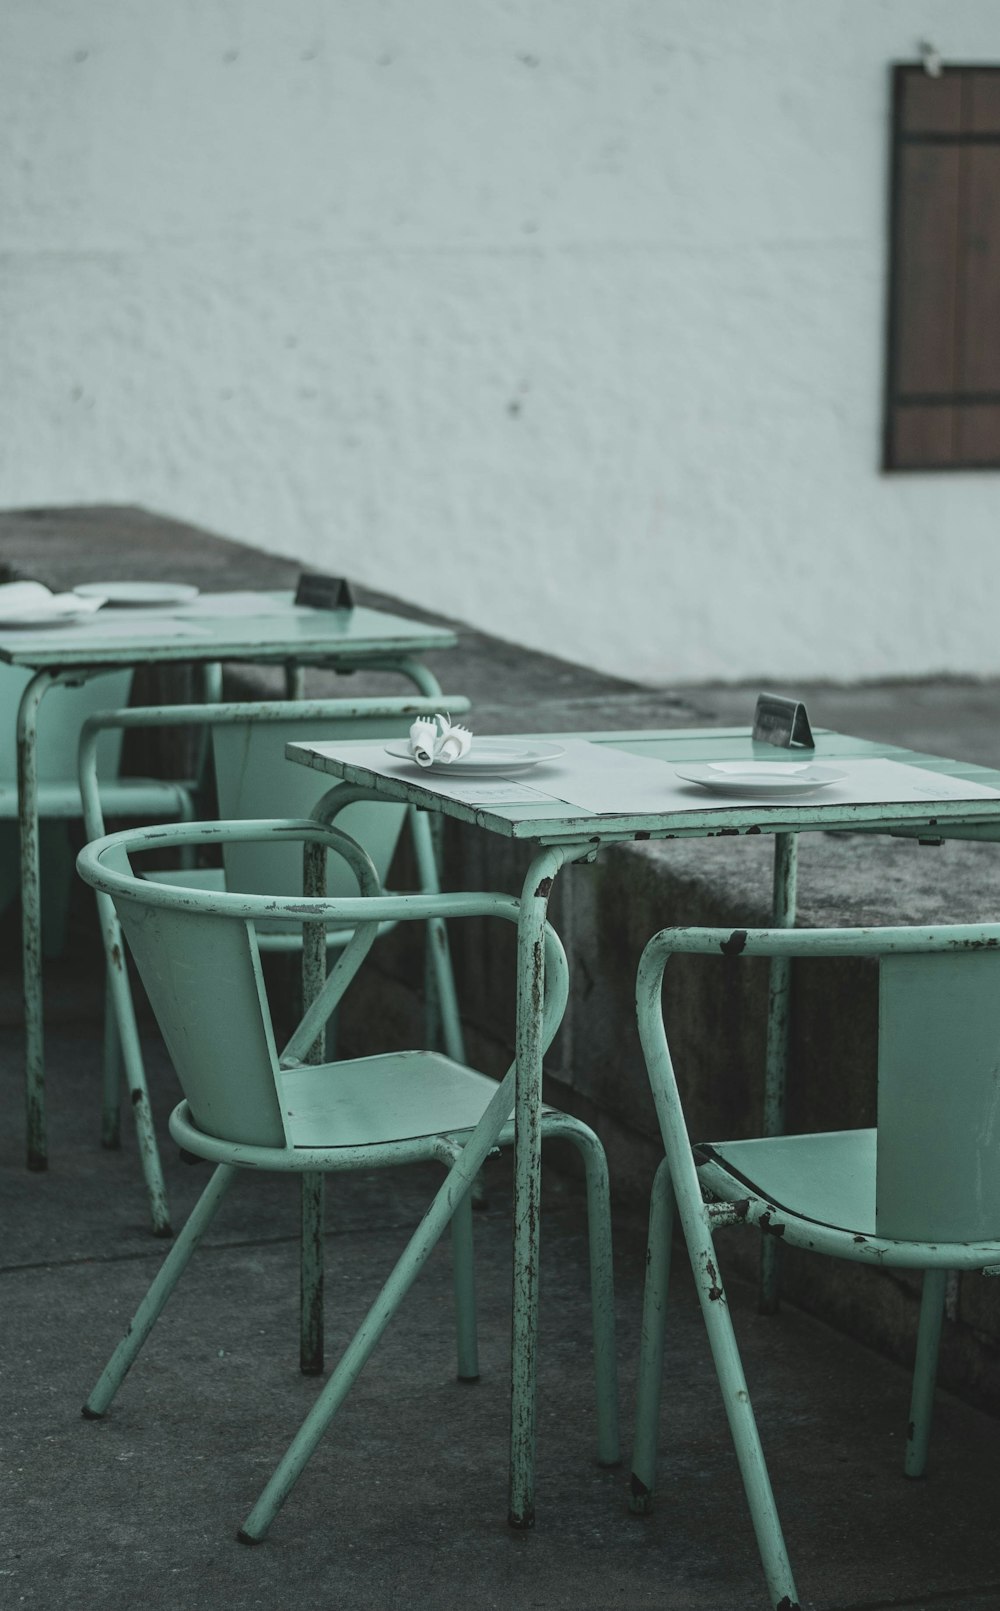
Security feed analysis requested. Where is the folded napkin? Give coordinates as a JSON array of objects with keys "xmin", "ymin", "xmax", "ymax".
[
  {"xmin": 0, "ymin": 581, "xmax": 102, "ymax": 618},
  {"xmin": 408, "ymin": 713, "xmax": 473, "ymax": 767}
]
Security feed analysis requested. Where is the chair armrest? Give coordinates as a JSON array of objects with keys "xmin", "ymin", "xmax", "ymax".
[
  {"xmin": 78, "ymin": 816, "xmax": 570, "ymax": 1071},
  {"xmin": 78, "ymin": 694, "xmax": 471, "ymax": 841}
]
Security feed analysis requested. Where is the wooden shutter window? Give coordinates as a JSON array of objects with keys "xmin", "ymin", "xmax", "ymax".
[{"xmin": 884, "ymin": 65, "xmax": 1000, "ymax": 470}]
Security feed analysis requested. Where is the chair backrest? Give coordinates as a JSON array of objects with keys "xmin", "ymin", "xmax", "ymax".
[
  {"xmin": 113, "ymin": 884, "xmax": 287, "ymax": 1148},
  {"xmin": 2, "ymin": 664, "xmax": 132, "ymax": 785},
  {"xmin": 212, "ymin": 709, "xmax": 421, "ymax": 897},
  {"xmin": 643, "ymin": 924, "xmax": 1000, "ymax": 1248},
  {"xmin": 877, "ymin": 949, "xmax": 1000, "ymax": 1242}
]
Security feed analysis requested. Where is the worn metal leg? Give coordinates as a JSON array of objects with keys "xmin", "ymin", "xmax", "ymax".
[
  {"xmin": 639, "ymin": 940, "xmax": 799, "ymax": 1610},
  {"xmin": 237, "ymin": 1081, "xmax": 513, "ymax": 1543},
  {"xmin": 101, "ymin": 970, "xmax": 123, "ymax": 1150},
  {"xmin": 387, "ymin": 656, "xmax": 444, "ymax": 699},
  {"xmin": 332, "ymin": 655, "xmax": 445, "ymax": 700},
  {"xmin": 83, "ymin": 1164, "xmax": 236, "ymax": 1417},
  {"xmin": 629, "ymin": 1156, "xmax": 676, "ymax": 1511},
  {"xmin": 450, "ymin": 1186, "xmax": 479, "ymax": 1381},
  {"xmin": 689, "ymin": 1213, "xmax": 800, "ymax": 1609},
  {"xmin": 97, "ymin": 890, "xmax": 172, "ymax": 1235},
  {"xmin": 905, "ymin": 1267, "xmax": 948, "ymax": 1478},
  {"xmin": 508, "ymin": 845, "xmax": 576, "ymax": 1530},
  {"xmin": 19, "ymin": 670, "xmax": 59, "ymax": 1170},
  {"xmin": 300, "ymin": 1173, "xmax": 325, "ymax": 1376},
  {"xmin": 542, "ymin": 1114, "xmax": 619, "ymax": 1466},
  {"xmin": 759, "ymin": 832, "xmax": 799, "ymax": 1315},
  {"xmin": 300, "ymin": 841, "xmax": 328, "ymax": 1373}
]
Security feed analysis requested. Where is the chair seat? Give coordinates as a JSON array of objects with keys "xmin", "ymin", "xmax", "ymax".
[
  {"xmin": 279, "ymin": 1051, "xmax": 513, "ymax": 1149},
  {"xmin": 698, "ymin": 1128, "xmax": 877, "ymax": 1236}
]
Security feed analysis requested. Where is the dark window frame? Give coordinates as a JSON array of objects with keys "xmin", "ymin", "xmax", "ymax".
[{"xmin": 884, "ymin": 62, "xmax": 1000, "ymax": 471}]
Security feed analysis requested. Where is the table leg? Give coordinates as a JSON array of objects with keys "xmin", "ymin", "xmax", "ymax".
[
  {"xmin": 333, "ymin": 655, "xmax": 445, "ymax": 701},
  {"xmin": 284, "ymin": 662, "xmax": 306, "ymax": 700},
  {"xmin": 299, "ymin": 1173, "xmax": 325, "ymax": 1375},
  {"xmin": 508, "ymin": 842, "xmax": 578, "ymax": 1529},
  {"xmin": 19, "ymin": 669, "xmax": 58, "ymax": 1170},
  {"xmin": 299, "ymin": 829, "xmax": 331, "ymax": 1373},
  {"xmin": 759, "ymin": 831, "xmax": 799, "ymax": 1314},
  {"xmin": 383, "ymin": 655, "xmax": 443, "ymax": 700}
]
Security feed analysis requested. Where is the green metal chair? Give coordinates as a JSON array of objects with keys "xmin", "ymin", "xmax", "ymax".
[
  {"xmin": 78, "ymin": 694, "xmax": 470, "ymax": 1236},
  {"xmin": 629, "ymin": 921, "xmax": 1000, "ymax": 1611},
  {"xmin": 0, "ymin": 664, "xmax": 195, "ymax": 955},
  {"xmin": 76, "ymin": 817, "xmax": 619, "ymax": 1542}
]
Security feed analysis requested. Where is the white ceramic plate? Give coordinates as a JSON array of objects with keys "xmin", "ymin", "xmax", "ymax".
[
  {"xmin": 384, "ymin": 739, "xmax": 565, "ymax": 776},
  {"xmin": 0, "ymin": 608, "xmax": 98, "ymax": 629},
  {"xmin": 73, "ymin": 582, "xmax": 200, "ymax": 607},
  {"xmin": 675, "ymin": 761, "xmax": 847, "ymax": 798}
]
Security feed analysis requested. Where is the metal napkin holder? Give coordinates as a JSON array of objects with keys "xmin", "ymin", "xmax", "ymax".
[
  {"xmin": 752, "ymin": 692, "xmax": 815, "ymax": 750},
  {"xmin": 295, "ymin": 572, "xmax": 355, "ymax": 611}
]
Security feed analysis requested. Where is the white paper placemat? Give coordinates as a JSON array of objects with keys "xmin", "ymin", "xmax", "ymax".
[{"xmin": 297, "ymin": 739, "xmax": 1000, "ymax": 817}]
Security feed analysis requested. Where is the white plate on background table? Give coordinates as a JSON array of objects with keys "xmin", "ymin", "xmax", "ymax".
[
  {"xmin": 675, "ymin": 762, "xmax": 847, "ymax": 798},
  {"xmin": 384, "ymin": 739, "xmax": 565, "ymax": 777},
  {"xmin": 0, "ymin": 607, "xmax": 99, "ymax": 629},
  {"xmin": 73, "ymin": 582, "xmax": 200, "ymax": 607}
]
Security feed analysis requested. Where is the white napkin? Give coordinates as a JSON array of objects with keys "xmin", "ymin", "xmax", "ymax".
[
  {"xmin": 0, "ymin": 581, "xmax": 102, "ymax": 618},
  {"xmin": 408, "ymin": 713, "xmax": 473, "ymax": 767}
]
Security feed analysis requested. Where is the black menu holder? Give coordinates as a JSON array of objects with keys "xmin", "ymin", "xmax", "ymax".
[
  {"xmin": 294, "ymin": 572, "xmax": 355, "ymax": 611},
  {"xmin": 751, "ymin": 692, "xmax": 815, "ymax": 750}
]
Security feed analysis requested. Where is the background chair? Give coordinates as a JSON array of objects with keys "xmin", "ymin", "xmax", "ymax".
[
  {"xmin": 629, "ymin": 921, "xmax": 1000, "ymax": 1611},
  {"xmin": 78, "ymin": 694, "xmax": 471, "ymax": 1237},
  {"xmin": 76, "ymin": 817, "xmax": 619, "ymax": 1542},
  {"xmin": 0, "ymin": 663, "xmax": 197, "ymax": 956}
]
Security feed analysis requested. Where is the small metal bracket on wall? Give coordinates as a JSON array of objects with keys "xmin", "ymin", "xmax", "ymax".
[
  {"xmin": 752, "ymin": 693, "xmax": 815, "ymax": 750},
  {"xmin": 918, "ymin": 39, "xmax": 943, "ymax": 78}
]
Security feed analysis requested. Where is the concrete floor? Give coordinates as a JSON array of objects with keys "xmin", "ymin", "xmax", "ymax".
[{"xmin": 4, "ymin": 883, "xmax": 1000, "ymax": 1611}]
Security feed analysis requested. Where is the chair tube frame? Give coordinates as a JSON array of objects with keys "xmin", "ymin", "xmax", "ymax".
[
  {"xmin": 78, "ymin": 695, "xmax": 469, "ymax": 1235},
  {"xmin": 77, "ymin": 819, "xmax": 618, "ymax": 1540},
  {"xmin": 631, "ymin": 919, "xmax": 1000, "ymax": 1611}
]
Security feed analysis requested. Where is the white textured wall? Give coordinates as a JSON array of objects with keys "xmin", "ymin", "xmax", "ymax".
[{"xmin": 2, "ymin": 2, "xmax": 998, "ymax": 682}]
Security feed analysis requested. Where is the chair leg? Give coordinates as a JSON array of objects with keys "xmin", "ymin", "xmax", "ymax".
[
  {"xmin": 83, "ymin": 1163, "xmax": 236, "ymax": 1418},
  {"xmin": 98, "ymin": 890, "xmax": 172, "ymax": 1236},
  {"xmin": 450, "ymin": 1187, "xmax": 479, "ymax": 1381},
  {"xmin": 300, "ymin": 1173, "xmax": 324, "ymax": 1376},
  {"xmin": 101, "ymin": 968, "xmax": 122, "ymax": 1150},
  {"xmin": 629, "ymin": 1156, "xmax": 676, "ymax": 1512},
  {"xmin": 539, "ymin": 1114, "xmax": 620, "ymax": 1468},
  {"xmin": 238, "ymin": 1111, "xmax": 502, "ymax": 1543},
  {"xmin": 685, "ymin": 1210, "xmax": 799, "ymax": 1611},
  {"xmin": 905, "ymin": 1267, "xmax": 948, "ymax": 1479}
]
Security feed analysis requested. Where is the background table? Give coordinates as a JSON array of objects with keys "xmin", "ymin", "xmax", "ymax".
[
  {"xmin": 287, "ymin": 723, "xmax": 1000, "ymax": 1530},
  {"xmin": 5, "ymin": 590, "xmax": 456, "ymax": 1173}
]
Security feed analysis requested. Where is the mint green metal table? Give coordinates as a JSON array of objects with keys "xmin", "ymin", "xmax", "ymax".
[
  {"xmin": 285, "ymin": 722, "xmax": 1000, "ymax": 1531},
  {"xmin": 2, "ymin": 592, "xmax": 455, "ymax": 1172}
]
